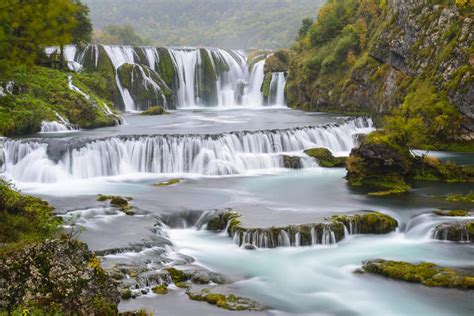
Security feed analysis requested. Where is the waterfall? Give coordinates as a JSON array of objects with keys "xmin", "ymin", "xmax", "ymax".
[
  {"xmin": 243, "ymin": 60, "xmax": 265, "ymax": 106},
  {"xmin": 40, "ymin": 121, "xmax": 70, "ymax": 133},
  {"xmin": 1, "ymin": 118, "xmax": 372, "ymax": 183},
  {"xmin": 52, "ymin": 45, "xmax": 288, "ymax": 111}
]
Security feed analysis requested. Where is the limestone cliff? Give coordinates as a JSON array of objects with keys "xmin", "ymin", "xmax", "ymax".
[{"xmin": 287, "ymin": 0, "xmax": 473, "ymax": 131}]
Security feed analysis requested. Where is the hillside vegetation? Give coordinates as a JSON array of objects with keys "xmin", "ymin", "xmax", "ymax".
[{"xmin": 83, "ymin": 0, "xmax": 325, "ymax": 49}]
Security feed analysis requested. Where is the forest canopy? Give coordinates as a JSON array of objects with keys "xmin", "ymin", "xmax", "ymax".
[{"xmin": 83, "ymin": 0, "xmax": 325, "ymax": 49}]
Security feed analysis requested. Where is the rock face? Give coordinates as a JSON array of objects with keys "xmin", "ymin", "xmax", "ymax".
[
  {"xmin": 360, "ymin": 259, "xmax": 474, "ymax": 289},
  {"xmin": 287, "ymin": 1, "xmax": 474, "ymax": 130},
  {"xmin": 433, "ymin": 220, "xmax": 474, "ymax": 242},
  {"xmin": 0, "ymin": 239, "xmax": 120, "ymax": 313}
]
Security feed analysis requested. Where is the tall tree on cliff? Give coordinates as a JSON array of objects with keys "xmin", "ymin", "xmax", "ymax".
[{"xmin": 0, "ymin": 0, "xmax": 92, "ymax": 64}]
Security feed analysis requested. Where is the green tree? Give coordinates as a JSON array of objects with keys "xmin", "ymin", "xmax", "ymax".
[
  {"xmin": 71, "ymin": 0, "xmax": 93, "ymax": 47},
  {"xmin": 298, "ymin": 18, "xmax": 313, "ymax": 38},
  {"xmin": 0, "ymin": 0, "xmax": 88, "ymax": 64}
]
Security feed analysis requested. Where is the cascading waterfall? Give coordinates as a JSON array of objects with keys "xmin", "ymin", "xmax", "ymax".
[
  {"xmin": 1, "ymin": 118, "xmax": 372, "ymax": 183},
  {"xmin": 40, "ymin": 111, "xmax": 78, "ymax": 133},
  {"xmin": 52, "ymin": 45, "xmax": 286, "ymax": 111}
]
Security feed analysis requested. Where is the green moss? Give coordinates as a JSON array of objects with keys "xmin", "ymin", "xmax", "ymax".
[
  {"xmin": 166, "ymin": 268, "xmax": 188, "ymax": 284},
  {"xmin": 153, "ymin": 178, "xmax": 182, "ymax": 187},
  {"xmin": 120, "ymin": 288, "xmax": 132, "ymax": 299},
  {"xmin": 140, "ymin": 106, "xmax": 168, "ymax": 116},
  {"xmin": 332, "ymin": 212, "xmax": 398, "ymax": 234},
  {"xmin": 157, "ymin": 48, "xmax": 176, "ymax": 87},
  {"xmin": 186, "ymin": 289, "xmax": 264, "ymax": 311},
  {"xmin": 262, "ymin": 73, "xmax": 272, "ymax": 98},
  {"xmin": 434, "ymin": 210, "xmax": 470, "ymax": 217},
  {"xmin": 304, "ymin": 147, "xmax": 346, "ymax": 167},
  {"xmin": 175, "ymin": 282, "xmax": 189, "ymax": 289},
  {"xmin": 96, "ymin": 195, "xmax": 134, "ymax": 213},
  {"xmin": 152, "ymin": 284, "xmax": 168, "ymax": 295},
  {"xmin": 361, "ymin": 259, "xmax": 474, "ymax": 289},
  {"xmin": 445, "ymin": 192, "xmax": 474, "ymax": 203},
  {"xmin": 0, "ymin": 180, "xmax": 61, "ymax": 252}
]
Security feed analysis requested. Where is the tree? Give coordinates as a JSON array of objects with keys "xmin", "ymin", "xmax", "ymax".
[
  {"xmin": 0, "ymin": 0, "xmax": 88, "ymax": 64},
  {"xmin": 71, "ymin": 0, "xmax": 93, "ymax": 47},
  {"xmin": 93, "ymin": 24, "xmax": 145, "ymax": 45},
  {"xmin": 298, "ymin": 18, "xmax": 313, "ymax": 38}
]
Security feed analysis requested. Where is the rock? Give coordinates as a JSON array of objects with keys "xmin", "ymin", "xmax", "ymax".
[
  {"xmin": 153, "ymin": 178, "xmax": 182, "ymax": 187},
  {"xmin": 242, "ymin": 243, "xmax": 256, "ymax": 250},
  {"xmin": 204, "ymin": 209, "xmax": 397, "ymax": 249},
  {"xmin": 360, "ymin": 259, "xmax": 474, "ymax": 289},
  {"xmin": 166, "ymin": 266, "xmax": 231, "ymax": 285},
  {"xmin": 433, "ymin": 220, "xmax": 474, "ymax": 242},
  {"xmin": 140, "ymin": 106, "xmax": 169, "ymax": 116},
  {"xmin": 96, "ymin": 194, "xmax": 135, "ymax": 214},
  {"xmin": 445, "ymin": 192, "xmax": 474, "ymax": 203},
  {"xmin": 304, "ymin": 147, "xmax": 346, "ymax": 167},
  {"xmin": 152, "ymin": 284, "xmax": 168, "ymax": 295},
  {"xmin": 331, "ymin": 212, "xmax": 398, "ymax": 234},
  {"xmin": 433, "ymin": 210, "xmax": 471, "ymax": 217},
  {"xmin": 346, "ymin": 142, "xmax": 411, "ymax": 195},
  {"xmin": 0, "ymin": 239, "xmax": 120, "ymax": 313},
  {"xmin": 186, "ymin": 285, "xmax": 265, "ymax": 311},
  {"xmin": 282, "ymin": 155, "xmax": 302, "ymax": 169}
]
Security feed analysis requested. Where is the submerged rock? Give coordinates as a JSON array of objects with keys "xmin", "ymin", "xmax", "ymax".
[
  {"xmin": 282, "ymin": 155, "xmax": 302, "ymax": 169},
  {"xmin": 433, "ymin": 221, "xmax": 474, "ymax": 242},
  {"xmin": 97, "ymin": 194, "xmax": 135, "ymax": 214},
  {"xmin": 0, "ymin": 239, "xmax": 120, "ymax": 313},
  {"xmin": 360, "ymin": 259, "xmax": 474, "ymax": 289},
  {"xmin": 304, "ymin": 147, "xmax": 346, "ymax": 167}
]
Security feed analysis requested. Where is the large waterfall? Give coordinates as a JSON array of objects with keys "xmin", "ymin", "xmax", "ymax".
[
  {"xmin": 52, "ymin": 45, "xmax": 287, "ymax": 111},
  {"xmin": 0, "ymin": 118, "xmax": 371, "ymax": 183}
]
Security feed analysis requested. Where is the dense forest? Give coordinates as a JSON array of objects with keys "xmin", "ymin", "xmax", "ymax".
[{"xmin": 83, "ymin": 0, "xmax": 325, "ymax": 49}]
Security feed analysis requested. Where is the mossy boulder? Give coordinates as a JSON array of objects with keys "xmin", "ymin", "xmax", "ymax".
[
  {"xmin": 247, "ymin": 50, "xmax": 271, "ymax": 72},
  {"xmin": 264, "ymin": 49, "xmax": 290, "ymax": 74},
  {"xmin": 433, "ymin": 220, "xmax": 474, "ymax": 242},
  {"xmin": 360, "ymin": 259, "xmax": 474, "ymax": 289},
  {"xmin": 331, "ymin": 212, "xmax": 398, "ymax": 234},
  {"xmin": 346, "ymin": 141, "xmax": 412, "ymax": 195},
  {"xmin": 411, "ymin": 156, "xmax": 474, "ymax": 183},
  {"xmin": 140, "ymin": 106, "xmax": 168, "ymax": 116},
  {"xmin": 445, "ymin": 192, "xmax": 474, "ymax": 203},
  {"xmin": 0, "ymin": 239, "xmax": 120, "ymax": 313},
  {"xmin": 304, "ymin": 147, "xmax": 346, "ymax": 167}
]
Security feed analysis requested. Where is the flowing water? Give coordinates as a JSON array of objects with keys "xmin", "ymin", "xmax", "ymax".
[{"xmin": 6, "ymin": 46, "xmax": 474, "ymax": 315}]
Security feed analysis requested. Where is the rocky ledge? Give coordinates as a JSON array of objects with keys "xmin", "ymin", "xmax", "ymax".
[
  {"xmin": 433, "ymin": 220, "xmax": 474, "ymax": 242},
  {"xmin": 359, "ymin": 259, "xmax": 474, "ymax": 289},
  {"xmin": 204, "ymin": 210, "xmax": 398, "ymax": 248},
  {"xmin": 0, "ymin": 239, "xmax": 120, "ymax": 313},
  {"xmin": 304, "ymin": 147, "xmax": 346, "ymax": 167}
]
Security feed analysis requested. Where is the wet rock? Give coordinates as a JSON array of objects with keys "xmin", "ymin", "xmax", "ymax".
[
  {"xmin": 153, "ymin": 178, "xmax": 182, "ymax": 187},
  {"xmin": 166, "ymin": 265, "xmax": 231, "ymax": 285},
  {"xmin": 304, "ymin": 147, "xmax": 346, "ymax": 167},
  {"xmin": 140, "ymin": 106, "xmax": 168, "ymax": 116},
  {"xmin": 243, "ymin": 243, "xmax": 257, "ymax": 250},
  {"xmin": 0, "ymin": 239, "xmax": 120, "ymax": 313},
  {"xmin": 282, "ymin": 155, "xmax": 302, "ymax": 169},
  {"xmin": 360, "ymin": 259, "xmax": 474, "ymax": 289},
  {"xmin": 152, "ymin": 284, "xmax": 168, "ymax": 295},
  {"xmin": 433, "ymin": 220, "xmax": 474, "ymax": 242}
]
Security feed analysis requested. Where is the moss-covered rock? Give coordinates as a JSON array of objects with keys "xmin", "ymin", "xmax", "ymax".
[
  {"xmin": 264, "ymin": 49, "xmax": 290, "ymax": 74},
  {"xmin": 331, "ymin": 212, "xmax": 398, "ymax": 234},
  {"xmin": 204, "ymin": 209, "xmax": 397, "ymax": 248},
  {"xmin": 360, "ymin": 259, "xmax": 474, "ymax": 289},
  {"xmin": 157, "ymin": 47, "xmax": 177, "ymax": 87},
  {"xmin": 445, "ymin": 192, "xmax": 474, "ymax": 203},
  {"xmin": 197, "ymin": 49, "xmax": 218, "ymax": 106},
  {"xmin": 434, "ymin": 210, "xmax": 471, "ymax": 217},
  {"xmin": 282, "ymin": 155, "xmax": 302, "ymax": 169},
  {"xmin": 304, "ymin": 147, "xmax": 346, "ymax": 167},
  {"xmin": 247, "ymin": 50, "xmax": 271, "ymax": 72},
  {"xmin": 0, "ymin": 239, "xmax": 120, "ymax": 313},
  {"xmin": 96, "ymin": 194, "xmax": 134, "ymax": 214},
  {"xmin": 153, "ymin": 178, "xmax": 182, "ymax": 187},
  {"xmin": 411, "ymin": 156, "xmax": 474, "ymax": 183},
  {"xmin": 152, "ymin": 284, "xmax": 168, "ymax": 295},
  {"xmin": 140, "ymin": 106, "xmax": 168, "ymax": 116},
  {"xmin": 433, "ymin": 220, "xmax": 474, "ymax": 242},
  {"xmin": 186, "ymin": 287, "xmax": 265, "ymax": 311}
]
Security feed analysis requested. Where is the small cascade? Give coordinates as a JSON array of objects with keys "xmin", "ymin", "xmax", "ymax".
[
  {"xmin": 432, "ymin": 221, "xmax": 473, "ymax": 243},
  {"xmin": 268, "ymin": 72, "xmax": 286, "ymax": 106},
  {"xmin": 39, "ymin": 111, "xmax": 78, "ymax": 133},
  {"xmin": 67, "ymin": 75, "xmax": 90, "ymax": 100},
  {"xmin": 243, "ymin": 60, "xmax": 265, "ymax": 106},
  {"xmin": 2, "ymin": 118, "xmax": 372, "ymax": 183}
]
